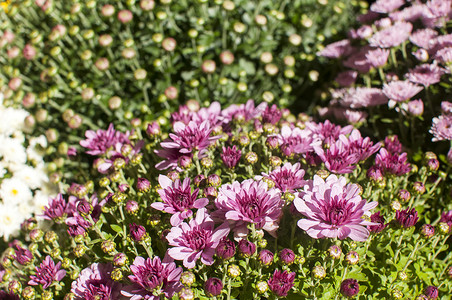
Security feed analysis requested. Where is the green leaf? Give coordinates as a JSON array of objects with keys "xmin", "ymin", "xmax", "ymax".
[
  {"xmin": 380, "ymin": 118, "xmax": 394, "ymax": 124},
  {"xmin": 239, "ymin": 59, "xmax": 256, "ymax": 75},
  {"xmin": 110, "ymin": 224, "xmax": 123, "ymax": 234}
]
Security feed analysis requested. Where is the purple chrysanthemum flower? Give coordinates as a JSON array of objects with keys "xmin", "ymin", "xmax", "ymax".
[
  {"xmin": 375, "ymin": 148, "xmax": 411, "ymax": 175},
  {"xmin": 129, "ymin": 223, "xmax": 147, "ymax": 242},
  {"xmin": 258, "ymin": 249, "xmax": 274, "ymax": 265},
  {"xmin": 294, "ymin": 175, "xmax": 378, "ymax": 241},
  {"xmin": 267, "ymin": 269, "xmax": 295, "ymax": 297},
  {"xmin": 395, "ymin": 208, "xmax": 419, "ymax": 228},
  {"xmin": 42, "ymin": 193, "xmax": 69, "ymax": 222},
  {"xmin": 257, "ymin": 162, "xmax": 305, "ymax": 193},
  {"xmin": 14, "ymin": 245, "xmax": 33, "ymax": 265},
  {"xmin": 155, "ymin": 120, "xmax": 221, "ymax": 170},
  {"xmin": 277, "ymin": 125, "xmax": 320, "ymax": 157},
  {"xmin": 405, "ymin": 64, "xmax": 445, "ymax": 87},
  {"xmin": 28, "ymin": 256, "xmax": 66, "ymax": 289},
  {"xmin": 343, "ymin": 47, "xmax": 374, "ymax": 73},
  {"xmin": 121, "ymin": 256, "xmax": 182, "ymax": 299},
  {"xmin": 426, "ymin": 0, "xmax": 451, "ymax": 18},
  {"xmin": 0, "ymin": 291, "xmax": 19, "ymax": 299},
  {"xmin": 151, "ymin": 175, "xmax": 208, "ymax": 227},
  {"xmin": 366, "ymin": 48, "xmax": 390, "ymax": 68},
  {"xmin": 71, "ymin": 263, "xmax": 122, "ymax": 299},
  {"xmin": 80, "ymin": 123, "xmax": 130, "ymax": 156},
  {"xmin": 338, "ymin": 87, "xmax": 388, "ymax": 108},
  {"xmin": 384, "ymin": 135, "xmax": 402, "ymax": 154},
  {"xmin": 368, "ymin": 212, "xmax": 386, "ymax": 233},
  {"xmin": 214, "ymin": 179, "xmax": 283, "ymax": 238},
  {"xmin": 369, "ymin": 21, "xmax": 412, "ymax": 48},
  {"xmin": 166, "ymin": 208, "xmax": 230, "ymax": 269},
  {"xmin": 279, "ymin": 249, "xmax": 296, "ymax": 265},
  {"xmin": 340, "ymin": 278, "xmax": 360, "ymax": 297},
  {"xmin": 370, "ymin": 0, "xmax": 404, "ymax": 13},
  {"xmin": 317, "ymin": 39, "xmax": 354, "ymax": 58},
  {"xmin": 383, "ymin": 80, "xmax": 424, "ymax": 102},
  {"xmin": 409, "ymin": 28, "xmax": 438, "ymax": 49},
  {"xmin": 262, "ymin": 104, "xmax": 282, "ymax": 124},
  {"xmin": 430, "ymin": 115, "xmax": 452, "ymax": 141},
  {"xmin": 237, "ymin": 239, "xmax": 256, "ymax": 257},
  {"xmin": 221, "ymin": 146, "xmax": 242, "ymax": 169}
]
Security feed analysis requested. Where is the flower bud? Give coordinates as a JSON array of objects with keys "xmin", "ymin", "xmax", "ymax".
[
  {"xmin": 340, "ymin": 279, "xmax": 359, "ymax": 298},
  {"xmin": 258, "ymin": 249, "xmax": 274, "ymax": 266},
  {"xmin": 125, "ymin": 200, "xmax": 139, "ymax": 215},
  {"xmin": 113, "ymin": 253, "xmax": 128, "ymax": 267},
  {"xmin": 44, "ymin": 231, "xmax": 58, "ymax": 243},
  {"xmin": 227, "ymin": 264, "xmax": 241, "ymax": 278},
  {"xmin": 180, "ymin": 271, "xmax": 196, "ymax": 286},
  {"xmin": 412, "ymin": 182, "xmax": 425, "ymax": 194},
  {"xmin": 201, "ymin": 157, "xmax": 213, "ymax": 169},
  {"xmin": 179, "ymin": 287, "xmax": 194, "ymax": 300},
  {"xmin": 345, "ymin": 251, "xmax": 359, "ymax": 265},
  {"xmin": 256, "ymin": 280, "xmax": 269, "ymax": 294},
  {"xmin": 29, "ymin": 229, "xmax": 44, "ymax": 242},
  {"xmin": 178, "ymin": 155, "xmax": 192, "ymax": 169},
  {"xmin": 129, "ymin": 223, "xmax": 146, "ymax": 242},
  {"xmin": 42, "ymin": 290, "xmax": 53, "ymax": 300},
  {"xmin": 392, "ymin": 289, "xmax": 403, "ymax": 299},
  {"xmin": 204, "ymin": 277, "xmax": 223, "ymax": 297},
  {"xmin": 162, "ymin": 37, "xmax": 176, "ymax": 52},
  {"xmin": 269, "ymin": 156, "xmax": 282, "ymax": 167},
  {"xmin": 397, "ymin": 189, "xmax": 410, "ymax": 202},
  {"xmin": 245, "ymin": 152, "xmax": 258, "ymax": 164},
  {"xmin": 238, "ymin": 239, "xmax": 256, "ymax": 258},
  {"xmin": 111, "ymin": 268, "xmax": 123, "ymax": 281},
  {"xmin": 201, "ymin": 60, "xmax": 216, "ymax": 73},
  {"xmin": 101, "ymin": 240, "xmax": 116, "ymax": 255},
  {"xmin": 437, "ymin": 222, "xmax": 450, "ymax": 234},
  {"xmin": 73, "ymin": 245, "xmax": 87, "ymax": 258},
  {"xmin": 421, "ymin": 224, "xmax": 435, "ymax": 238},
  {"xmin": 328, "ymin": 245, "xmax": 342, "ymax": 259},
  {"xmin": 312, "ymin": 265, "xmax": 326, "ymax": 279},
  {"xmin": 8, "ymin": 280, "xmax": 22, "ymax": 294},
  {"xmin": 118, "ymin": 9, "xmax": 133, "ymax": 23}
]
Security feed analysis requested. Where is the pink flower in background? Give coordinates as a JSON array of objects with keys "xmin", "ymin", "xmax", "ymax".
[
  {"xmin": 343, "ymin": 47, "xmax": 373, "ymax": 73},
  {"xmin": 214, "ymin": 179, "xmax": 283, "ymax": 237},
  {"xmin": 306, "ymin": 120, "xmax": 353, "ymax": 145},
  {"xmin": 277, "ymin": 125, "xmax": 320, "ymax": 156},
  {"xmin": 294, "ymin": 175, "xmax": 378, "ymax": 241},
  {"xmin": 29, "ymin": 256, "xmax": 66, "ymax": 289},
  {"xmin": 341, "ymin": 109, "xmax": 369, "ymax": 125},
  {"xmin": 441, "ymin": 101, "xmax": 452, "ymax": 114},
  {"xmin": 257, "ymin": 162, "xmax": 306, "ymax": 193},
  {"xmin": 390, "ymin": 4, "xmax": 425, "ymax": 22},
  {"xmin": 121, "ymin": 256, "xmax": 182, "ymax": 299},
  {"xmin": 369, "ymin": 21, "xmax": 412, "ymax": 48},
  {"xmin": 347, "ymin": 129, "xmax": 381, "ymax": 162},
  {"xmin": 72, "ymin": 263, "xmax": 122, "ymax": 299},
  {"xmin": 405, "ymin": 64, "xmax": 445, "ymax": 87},
  {"xmin": 383, "ymin": 80, "xmax": 423, "ymax": 102},
  {"xmin": 317, "ymin": 39, "xmax": 354, "ymax": 58},
  {"xmin": 339, "ymin": 87, "xmax": 388, "ymax": 108},
  {"xmin": 365, "ymin": 48, "xmax": 390, "ymax": 68},
  {"xmin": 166, "ymin": 208, "xmax": 230, "ymax": 269},
  {"xmin": 409, "ymin": 28, "xmax": 438, "ymax": 49},
  {"xmin": 221, "ymin": 99, "xmax": 266, "ymax": 123},
  {"xmin": 80, "ymin": 123, "xmax": 130, "ymax": 156},
  {"xmin": 335, "ymin": 70, "xmax": 358, "ymax": 87},
  {"xmin": 430, "ymin": 115, "xmax": 452, "ymax": 141},
  {"xmin": 426, "ymin": 0, "xmax": 451, "ymax": 18},
  {"xmin": 152, "ymin": 175, "xmax": 208, "ymax": 226},
  {"xmin": 370, "ymin": 0, "xmax": 404, "ymax": 13},
  {"xmin": 435, "ymin": 47, "xmax": 452, "ymax": 64},
  {"xmin": 406, "ymin": 99, "xmax": 424, "ymax": 116}
]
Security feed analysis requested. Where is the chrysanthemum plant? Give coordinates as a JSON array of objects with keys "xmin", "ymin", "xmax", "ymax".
[
  {"xmin": 1, "ymin": 99, "xmax": 451, "ymax": 299},
  {"xmin": 0, "ymin": 0, "xmax": 365, "ymax": 183},
  {"xmin": 317, "ymin": 0, "xmax": 452, "ymax": 162}
]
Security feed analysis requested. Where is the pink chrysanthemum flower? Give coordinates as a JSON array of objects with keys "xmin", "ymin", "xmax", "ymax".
[
  {"xmin": 155, "ymin": 120, "xmax": 221, "ymax": 170},
  {"xmin": 29, "ymin": 256, "xmax": 66, "ymax": 289},
  {"xmin": 267, "ymin": 269, "xmax": 296, "ymax": 297},
  {"xmin": 121, "ymin": 256, "xmax": 182, "ymax": 299},
  {"xmin": 435, "ymin": 47, "xmax": 452, "ymax": 64},
  {"xmin": 343, "ymin": 47, "xmax": 373, "ymax": 73},
  {"xmin": 426, "ymin": 0, "xmax": 451, "ymax": 18},
  {"xmin": 277, "ymin": 125, "xmax": 320, "ymax": 156},
  {"xmin": 390, "ymin": 4, "xmax": 425, "ymax": 22},
  {"xmin": 383, "ymin": 80, "xmax": 424, "ymax": 102},
  {"xmin": 294, "ymin": 175, "xmax": 378, "ymax": 241},
  {"xmin": 166, "ymin": 208, "xmax": 230, "ymax": 269},
  {"xmin": 405, "ymin": 64, "xmax": 445, "ymax": 87},
  {"xmin": 306, "ymin": 120, "xmax": 353, "ymax": 146},
  {"xmin": 365, "ymin": 48, "xmax": 390, "ymax": 68},
  {"xmin": 339, "ymin": 87, "xmax": 388, "ymax": 108},
  {"xmin": 335, "ymin": 70, "xmax": 358, "ymax": 87},
  {"xmin": 369, "ymin": 21, "xmax": 412, "ymax": 48},
  {"xmin": 430, "ymin": 115, "xmax": 452, "ymax": 141},
  {"xmin": 375, "ymin": 148, "xmax": 411, "ymax": 175},
  {"xmin": 221, "ymin": 99, "xmax": 266, "ymax": 123},
  {"xmin": 71, "ymin": 263, "xmax": 122, "ymax": 299},
  {"xmin": 409, "ymin": 28, "xmax": 438, "ymax": 49},
  {"xmin": 80, "ymin": 123, "xmax": 130, "ymax": 156},
  {"xmin": 151, "ymin": 175, "xmax": 208, "ymax": 226},
  {"xmin": 370, "ymin": 0, "xmax": 405, "ymax": 13},
  {"xmin": 441, "ymin": 101, "xmax": 452, "ymax": 114},
  {"xmin": 214, "ymin": 179, "xmax": 283, "ymax": 237},
  {"xmin": 317, "ymin": 39, "xmax": 354, "ymax": 58},
  {"xmin": 257, "ymin": 162, "xmax": 306, "ymax": 193},
  {"xmin": 313, "ymin": 136, "xmax": 360, "ymax": 174},
  {"xmin": 347, "ymin": 129, "xmax": 382, "ymax": 162}
]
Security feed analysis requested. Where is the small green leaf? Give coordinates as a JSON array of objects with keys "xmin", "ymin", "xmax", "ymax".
[{"xmin": 110, "ymin": 224, "xmax": 123, "ymax": 234}]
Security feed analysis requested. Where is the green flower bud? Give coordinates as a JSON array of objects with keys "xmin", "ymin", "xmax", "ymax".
[
  {"xmin": 227, "ymin": 264, "xmax": 241, "ymax": 278},
  {"xmin": 312, "ymin": 265, "xmax": 326, "ymax": 279},
  {"xmin": 256, "ymin": 281, "xmax": 269, "ymax": 294},
  {"xmin": 111, "ymin": 268, "xmax": 123, "ymax": 281},
  {"xmin": 245, "ymin": 152, "xmax": 258, "ymax": 164}
]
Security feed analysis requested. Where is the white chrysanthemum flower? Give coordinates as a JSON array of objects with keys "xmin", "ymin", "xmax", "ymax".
[
  {"xmin": 33, "ymin": 190, "xmax": 53, "ymax": 217},
  {"xmin": 0, "ymin": 106, "xmax": 29, "ymax": 135},
  {"xmin": 0, "ymin": 136, "xmax": 28, "ymax": 166},
  {"xmin": 0, "ymin": 177, "xmax": 33, "ymax": 205},
  {"xmin": 17, "ymin": 199, "xmax": 34, "ymax": 219},
  {"xmin": 0, "ymin": 202, "xmax": 23, "ymax": 240},
  {"xmin": 27, "ymin": 135, "xmax": 48, "ymax": 163},
  {"xmin": 14, "ymin": 165, "xmax": 48, "ymax": 190}
]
